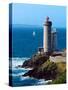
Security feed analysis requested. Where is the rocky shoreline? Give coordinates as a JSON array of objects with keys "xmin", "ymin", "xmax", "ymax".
[
  {"xmin": 18, "ymin": 51, "xmax": 66, "ymax": 84},
  {"xmin": 22, "ymin": 53, "xmax": 49, "ymax": 68}
]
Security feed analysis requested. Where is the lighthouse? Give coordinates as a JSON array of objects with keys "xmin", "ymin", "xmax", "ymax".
[
  {"xmin": 43, "ymin": 17, "xmax": 52, "ymax": 53},
  {"xmin": 51, "ymin": 28, "xmax": 57, "ymax": 52}
]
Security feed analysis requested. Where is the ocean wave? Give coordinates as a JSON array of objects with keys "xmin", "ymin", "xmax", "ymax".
[
  {"xmin": 21, "ymin": 76, "xmax": 30, "ymax": 80},
  {"xmin": 37, "ymin": 79, "xmax": 52, "ymax": 85},
  {"xmin": 10, "ymin": 57, "xmax": 29, "ymax": 60},
  {"xmin": 45, "ymin": 80, "xmax": 52, "ymax": 84},
  {"xmin": 9, "ymin": 57, "xmax": 30, "ymax": 68},
  {"xmin": 11, "ymin": 67, "xmax": 33, "ymax": 71},
  {"xmin": 10, "ymin": 72, "xmax": 25, "ymax": 77},
  {"xmin": 20, "ymin": 76, "xmax": 48, "ymax": 85},
  {"xmin": 9, "ymin": 57, "xmax": 30, "ymax": 60},
  {"xmin": 16, "ymin": 67, "xmax": 33, "ymax": 70},
  {"xmin": 37, "ymin": 79, "xmax": 46, "ymax": 85}
]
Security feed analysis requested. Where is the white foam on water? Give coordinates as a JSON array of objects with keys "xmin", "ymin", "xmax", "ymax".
[
  {"xmin": 45, "ymin": 80, "xmax": 52, "ymax": 84},
  {"xmin": 9, "ymin": 57, "xmax": 52, "ymax": 86},
  {"xmin": 9, "ymin": 57, "xmax": 30, "ymax": 68},
  {"xmin": 9, "ymin": 57, "xmax": 48, "ymax": 86},
  {"xmin": 21, "ymin": 76, "xmax": 30, "ymax": 80},
  {"xmin": 37, "ymin": 79, "xmax": 46, "ymax": 85},
  {"xmin": 10, "ymin": 72, "xmax": 26, "ymax": 77},
  {"xmin": 9, "ymin": 57, "xmax": 34, "ymax": 81},
  {"xmin": 37, "ymin": 79, "xmax": 52, "ymax": 85},
  {"xmin": 12, "ymin": 67, "xmax": 33, "ymax": 71},
  {"xmin": 18, "ymin": 67, "xmax": 33, "ymax": 70}
]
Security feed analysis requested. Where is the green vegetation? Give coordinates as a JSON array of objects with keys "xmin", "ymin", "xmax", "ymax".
[
  {"xmin": 45, "ymin": 61, "xmax": 66, "ymax": 84},
  {"xmin": 23, "ymin": 53, "xmax": 66, "ymax": 84},
  {"xmin": 38, "ymin": 60, "xmax": 58, "ymax": 79},
  {"xmin": 52, "ymin": 70, "xmax": 66, "ymax": 84}
]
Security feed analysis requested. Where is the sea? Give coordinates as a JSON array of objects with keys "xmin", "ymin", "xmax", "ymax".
[{"xmin": 9, "ymin": 26, "xmax": 66, "ymax": 86}]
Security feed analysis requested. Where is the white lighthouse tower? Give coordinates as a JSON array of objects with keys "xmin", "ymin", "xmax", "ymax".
[{"xmin": 43, "ymin": 17, "xmax": 52, "ymax": 53}]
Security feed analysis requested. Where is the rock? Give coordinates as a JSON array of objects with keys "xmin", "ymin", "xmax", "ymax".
[
  {"xmin": 22, "ymin": 54, "xmax": 49, "ymax": 68},
  {"xmin": 22, "ymin": 52, "xmax": 66, "ymax": 82},
  {"xmin": 23, "ymin": 60, "xmax": 58, "ymax": 80}
]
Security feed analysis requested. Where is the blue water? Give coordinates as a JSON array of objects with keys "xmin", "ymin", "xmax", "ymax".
[
  {"xmin": 10, "ymin": 26, "xmax": 66, "ymax": 86},
  {"xmin": 12, "ymin": 27, "xmax": 43, "ymax": 57}
]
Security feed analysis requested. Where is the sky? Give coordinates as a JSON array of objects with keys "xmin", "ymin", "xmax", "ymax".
[{"xmin": 12, "ymin": 3, "xmax": 66, "ymax": 28}]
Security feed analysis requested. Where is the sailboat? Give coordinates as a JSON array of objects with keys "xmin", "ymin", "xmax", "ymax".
[{"xmin": 33, "ymin": 31, "xmax": 35, "ymax": 36}]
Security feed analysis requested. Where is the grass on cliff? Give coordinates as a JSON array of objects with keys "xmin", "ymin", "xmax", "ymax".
[
  {"xmin": 56, "ymin": 62, "xmax": 66, "ymax": 73},
  {"xmin": 52, "ymin": 70, "xmax": 66, "ymax": 84},
  {"xmin": 40, "ymin": 60, "xmax": 66, "ymax": 74},
  {"xmin": 51, "ymin": 62, "xmax": 66, "ymax": 84},
  {"xmin": 38, "ymin": 59, "xmax": 66, "ymax": 83}
]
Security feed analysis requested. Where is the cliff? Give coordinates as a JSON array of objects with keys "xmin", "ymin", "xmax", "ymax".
[
  {"xmin": 22, "ymin": 52, "xmax": 66, "ymax": 84},
  {"xmin": 22, "ymin": 54, "xmax": 49, "ymax": 68}
]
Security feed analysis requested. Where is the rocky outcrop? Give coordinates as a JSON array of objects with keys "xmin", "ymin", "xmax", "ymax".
[
  {"xmin": 23, "ymin": 60, "xmax": 58, "ymax": 80},
  {"xmin": 22, "ymin": 54, "xmax": 49, "ymax": 68},
  {"xmin": 22, "ymin": 52, "xmax": 66, "ymax": 83}
]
